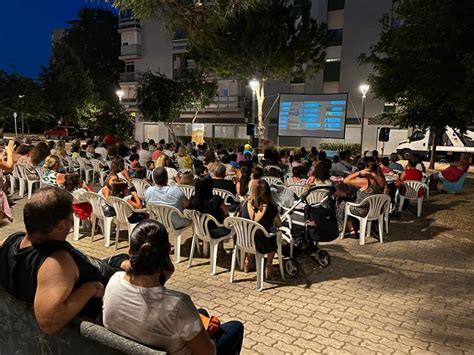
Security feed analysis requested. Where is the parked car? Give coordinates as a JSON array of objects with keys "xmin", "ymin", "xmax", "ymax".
[
  {"xmin": 44, "ymin": 126, "xmax": 79, "ymax": 140},
  {"xmin": 78, "ymin": 128, "xmax": 93, "ymax": 139}
]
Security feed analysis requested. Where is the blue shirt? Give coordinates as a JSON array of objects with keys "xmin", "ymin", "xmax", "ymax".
[
  {"xmin": 388, "ymin": 162, "xmax": 404, "ymax": 172},
  {"xmin": 145, "ymin": 185, "xmax": 189, "ymax": 229}
]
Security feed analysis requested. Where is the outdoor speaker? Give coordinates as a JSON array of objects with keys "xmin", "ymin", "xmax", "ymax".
[
  {"xmin": 246, "ymin": 124, "xmax": 255, "ymax": 136},
  {"xmin": 379, "ymin": 127, "xmax": 390, "ymax": 142}
]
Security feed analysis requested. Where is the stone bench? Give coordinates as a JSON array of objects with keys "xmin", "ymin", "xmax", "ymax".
[{"xmin": 0, "ymin": 287, "xmax": 165, "ymax": 354}]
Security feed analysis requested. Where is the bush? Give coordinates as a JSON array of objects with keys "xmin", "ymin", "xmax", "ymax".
[
  {"xmin": 176, "ymin": 136, "xmax": 249, "ymax": 150},
  {"xmin": 318, "ymin": 142, "xmax": 361, "ymax": 154}
]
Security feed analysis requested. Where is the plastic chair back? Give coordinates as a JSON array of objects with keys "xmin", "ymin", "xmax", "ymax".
[
  {"xmin": 264, "ymin": 165, "xmax": 282, "ymax": 173},
  {"xmin": 286, "ymin": 184, "xmax": 305, "ymax": 198},
  {"xmin": 224, "ymin": 217, "xmax": 268, "ymax": 255},
  {"xmin": 364, "ymin": 194, "xmax": 391, "ymax": 220},
  {"xmin": 178, "ymin": 185, "xmax": 195, "ymax": 199},
  {"xmin": 183, "ymin": 209, "xmax": 212, "ymax": 242},
  {"xmin": 147, "ymin": 204, "xmax": 185, "ymax": 233},
  {"xmin": 401, "ymin": 180, "xmax": 426, "ymax": 199},
  {"xmin": 106, "ymin": 196, "xmax": 133, "ymax": 225},
  {"xmin": 213, "ymin": 188, "xmax": 238, "ymax": 204},
  {"xmin": 90, "ymin": 159, "xmax": 103, "ymax": 172},
  {"xmin": 131, "ymin": 178, "xmax": 151, "ymax": 200},
  {"xmin": 305, "ymin": 189, "xmax": 330, "ymax": 205},
  {"xmin": 82, "ymin": 192, "xmax": 107, "ymax": 220},
  {"xmin": 262, "ymin": 176, "xmax": 283, "ymax": 186}
]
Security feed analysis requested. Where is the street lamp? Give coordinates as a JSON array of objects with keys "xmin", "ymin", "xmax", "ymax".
[
  {"xmin": 359, "ymin": 84, "xmax": 370, "ymax": 152},
  {"xmin": 18, "ymin": 94, "xmax": 25, "ymax": 134},
  {"xmin": 13, "ymin": 112, "xmax": 18, "ymax": 137},
  {"xmin": 116, "ymin": 90, "xmax": 124, "ymax": 103},
  {"xmin": 249, "ymin": 79, "xmax": 259, "ymax": 141}
]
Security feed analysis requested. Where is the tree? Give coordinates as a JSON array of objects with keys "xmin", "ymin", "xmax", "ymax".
[
  {"xmin": 64, "ymin": 8, "xmax": 123, "ymax": 104},
  {"xmin": 40, "ymin": 42, "xmax": 96, "ymax": 124},
  {"xmin": 0, "ymin": 71, "xmax": 51, "ymax": 133},
  {"xmin": 186, "ymin": 0, "xmax": 328, "ymax": 145},
  {"xmin": 137, "ymin": 71, "xmax": 217, "ymax": 142},
  {"xmin": 359, "ymin": 0, "xmax": 474, "ymax": 168}
]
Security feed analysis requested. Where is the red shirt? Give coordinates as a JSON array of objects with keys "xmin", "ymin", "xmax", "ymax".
[
  {"xmin": 441, "ymin": 161, "xmax": 468, "ymax": 182},
  {"xmin": 401, "ymin": 168, "xmax": 423, "ymax": 197}
]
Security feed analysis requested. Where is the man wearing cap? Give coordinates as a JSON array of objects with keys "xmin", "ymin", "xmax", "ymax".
[{"xmin": 388, "ymin": 153, "xmax": 404, "ymax": 172}]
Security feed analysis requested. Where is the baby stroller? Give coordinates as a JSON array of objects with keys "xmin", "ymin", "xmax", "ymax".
[{"xmin": 273, "ymin": 185, "xmax": 339, "ymax": 277}]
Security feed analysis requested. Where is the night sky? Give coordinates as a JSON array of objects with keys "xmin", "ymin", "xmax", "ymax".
[{"xmin": 0, "ymin": 0, "xmax": 115, "ymax": 79}]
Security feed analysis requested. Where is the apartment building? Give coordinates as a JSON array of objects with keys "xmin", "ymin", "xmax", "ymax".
[{"xmin": 118, "ymin": 0, "xmax": 403, "ymax": 152}]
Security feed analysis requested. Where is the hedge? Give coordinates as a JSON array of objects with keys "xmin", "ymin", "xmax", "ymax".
[{"xmin": 176, "ymin": 136, "xmax": 249, "ymax": 150}]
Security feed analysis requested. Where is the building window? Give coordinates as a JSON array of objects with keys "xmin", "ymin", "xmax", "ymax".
[
  {"xmin": 383, "ymin": 103, "xmax": 396, "ymax": 113},
  {"xmin": 125, "ymin": 62, "xmax": 135, "ymax": 73},
  {"xmin": 214, "ymin": 125, "xmax": 235, "ymax": 138},
  {"xmin": 327, "ymin": 29, "xmax": 343, "ymax": 46},
  {"xmin": 323, "ymin": 61, "xmax": 341, "ymax": 82},
  {"xmin": 328, "ymin": 0, "xmax": 345, "ymax": 11}
]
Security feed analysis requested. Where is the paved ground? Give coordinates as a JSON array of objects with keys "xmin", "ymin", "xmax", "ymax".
[{"xmin": 1, "ymin": 174, "xmax": 474, "ymax": 354}]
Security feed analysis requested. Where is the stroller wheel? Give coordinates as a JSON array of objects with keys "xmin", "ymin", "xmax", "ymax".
[
  {"xmin": 315, "ymin": 250, "xmax": 331, "ymax": 268},
  {"xmin": 285, "ymin": 259, "xmax": 299, "ymax": 277}
]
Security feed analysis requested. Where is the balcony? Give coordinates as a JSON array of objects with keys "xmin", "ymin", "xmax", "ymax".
[
  {"xmin": 119, "ymin": 44, "xmax": 141, "ymax": 60},
  {"xmin": 119, "ymin": 19, "xmax": 141, "ymax": 31},
  {"xmin": 172, "ymin": 39, "xmax": 188, "ymax": 53},
  {"xmin": 119, "ymin": 72, "xmax": 143, "ymax": 83},
  {"xmin": 173, "ymin": 67, "xmax": 197, "ymax": 80}
]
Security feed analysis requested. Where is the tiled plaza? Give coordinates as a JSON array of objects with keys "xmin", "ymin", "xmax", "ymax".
[{"xmin": 1, "ymin": 180, "xmax": 473, "ymax": 354}]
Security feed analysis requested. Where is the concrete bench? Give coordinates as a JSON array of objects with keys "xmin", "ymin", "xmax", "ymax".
[{"xmin": 0, "ymin": 287, "xmax": 165, "ymax": 354}]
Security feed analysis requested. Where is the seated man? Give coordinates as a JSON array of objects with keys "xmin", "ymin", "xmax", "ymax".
[
  {"xmin": 145, "ymin": 167, "xmax": 190, "ymax": 228},
  {"xmin": 0, "ymin": 187, "xmax": 129, "ymax": 335},
  {"xmin": 212, "ymin": 163, "xmax": 237, "ymax": 196},
  {"xmin": 331, "ymin": 150, "xmax": 353, "ymax": 177}
]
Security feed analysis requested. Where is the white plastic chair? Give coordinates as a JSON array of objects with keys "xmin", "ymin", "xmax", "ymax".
[
  {"xmin": 224, "ymin": 217, "xmax": 285, "ymax": 291},
  {"xmin": 65, "ymin": 156, "xmax": 80, "ymax": 173},
  {"xmin": 34, "ymin": 167, "xmax": 44, "ymax": 188},
  {"xmin": 397, "ymin": 180, "xmax": 429, "ymax": 218},
  {"xmin": 305, "ymin": 189, "xmax": 330, "ymax": 205},
  {"xmin": 146, "ymin": 169, "xmax": 154, "ymax": 182},
  {"xmin": 213, "ymin": 188, "xmax": 239, "ymax": 206},
  {"xmin": 286, "ymin": 184, "xmax": 306, "ymax": 198},
  {"xmin": 90, "ymin": 159, "xmax": 108, "ymax": 186},
  {"xmin": 262, "ymin": 176, "xmax": 284, "ymax": 186},
  {"xmin": 77, "ymin": 158, "xmax": 94, "ymax": 183},
  {"xmin": 131, "ymin": 178, "xmax": 151, "ymax": 200},
  {"xmin": 107, "ymin": 196, "xmax": 142, "ymax": 250},
  {"xmin": 9, "ymin": 165, "xmax": 22, "ymax": 195},
  {"xmin": 178, "ymin": 168, "xmax": 193, "ymax": 174},
  {"xmin": 147, "ymin": 204, "xmax": 193, "ymax": 263},
  {"xmin": 179, "ymin": 185, "xmax": 196, "ymax": 199},
  {"xmin": 183, "ymin": 209, "xmax": 235, "ymax": 275},
  {"xmin": 224, "ymin": 175, "xmax": 235, "ymax": 181},
  {"xmin": 82, "ymin": 192, "xmax": 114, "ymax": 247},
  {"xmin": 341, "ymin": 194, "xmax": 391, "ymax": 245},
  {"xmin": 67, "ymin": 191, "xmax": 84, "ymax": 241},
  {"xmin": 264, "ymin": 165, "xmax": 283, "ymax": 173},
  {"xmin": 17, "ymin": 165, "xmax": 40, "ymax": 200}
]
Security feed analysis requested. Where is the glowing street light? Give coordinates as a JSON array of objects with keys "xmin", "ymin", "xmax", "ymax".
[
  {"xmin": 359, "ymin": 83, "xmax": 370, "ymax": 151},
  {"xmin": 116, "ymin": 90, "xmax": 124, "ymax": 102},
  {"xmin": 249, "ymin": 78, "xmax": 259, "ymax": 93}
]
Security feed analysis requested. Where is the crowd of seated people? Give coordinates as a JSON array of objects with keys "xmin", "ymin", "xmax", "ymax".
[{"xmin": 1, "ymin": 133, "xmax": 473, "ymax": 353}]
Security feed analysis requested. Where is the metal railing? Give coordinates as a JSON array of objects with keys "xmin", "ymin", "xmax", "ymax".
[{"xmin": 119, "ymin": 72, "xmax": 143, "ymax": 82}]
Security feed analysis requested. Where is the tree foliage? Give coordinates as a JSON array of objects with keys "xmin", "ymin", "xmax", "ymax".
[
  {"xmin": 64, "ymin": 8, "xmax": 122, "ymax": 103},
  {"xmin": 187, "ymin": 0, "xmax": 328, "ymax": 143},
  {"xmin": 137, "ymin": 71, "xmax": 217, "ymax": 141},
  {"xmin": 40, "ymin": 42, "xmax": 96, "ymax": 124},
  {"xmin": 0, "ymin": 71, "xmax": 51, "ymax": 130},
  {"xmin": 359, "ymin": 0, "xmax": 474, "ymax": 144}
]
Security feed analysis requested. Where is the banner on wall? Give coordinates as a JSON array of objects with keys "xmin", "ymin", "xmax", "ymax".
[{"xmin": 191, "ymin": 124, "xmax": 205, "ymax": 145}]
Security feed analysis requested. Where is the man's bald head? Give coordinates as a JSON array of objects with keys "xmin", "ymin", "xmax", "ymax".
[{"xmin": 24, "ymin": 186, "xmax": 73, "ymax": 238}]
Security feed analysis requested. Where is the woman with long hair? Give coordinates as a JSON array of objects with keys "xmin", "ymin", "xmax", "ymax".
[
  {"xmin": 176, "ymin": 145, "xmax": 193, "ymax": 170},
  {"xmin": 190, "ymin": 176, "xmax": 231, "ymax": 238},
  {"xmin": 102, "ymin": 220, "xmax": 244, "ymax": 355},
  {"xmin": 41, "ymin": 155, "xmax": 65, "ymax": 186},
  {"xmin": 64, "ymin": 172, "xmax": 93, "ymax": 221},
  {"xmin": 31, "ymin": 141, "xmax": 50, "ymax": 167},
  {"xmin": 110, "ymin": 156, "xmax": 132, "ymax": 183},
  {"xmin": 240, "ymin": 179, "xmax": 281, "ymax": 278}
]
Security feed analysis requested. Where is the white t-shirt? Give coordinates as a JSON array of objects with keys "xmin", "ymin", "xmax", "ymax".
[
  {"xmin": 103, "ymin": 272, "xmax": 203, "ymax": 355},
  {"xmin": 95, "ymin": 147, "xmax": 108, "ymax": 160},
  {"xmin": 139, "ymin": 149, "xmax": 152, "ymax": 162}
]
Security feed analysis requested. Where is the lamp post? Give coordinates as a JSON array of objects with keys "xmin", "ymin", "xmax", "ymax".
[
  {"xmin": 359, "ymin": 84, "xmax": 370, "ymax": 152},
  {"xmin": 18, "ymin": 94, "xmax": 25, "ymax": 134},
  {"xmin": 13, "ymin": 112, "xmax": 18, "ymax": 137},
  {"xmin": 249, "ymin": 79, "xmax": 259, "ymax": 142},
  {"xmin": 116, "ymin": 90, "xmax": 124, "ymax": 103}
]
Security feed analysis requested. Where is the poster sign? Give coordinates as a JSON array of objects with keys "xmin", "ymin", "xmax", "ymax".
[{"xmin": 191, "ymin": 124, "xmax": 205, "ymax": 145}]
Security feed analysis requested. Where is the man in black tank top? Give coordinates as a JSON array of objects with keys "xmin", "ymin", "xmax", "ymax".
[{"xmin": 0, "ymin": 186, "xmax": 129, "ymax": 335}]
